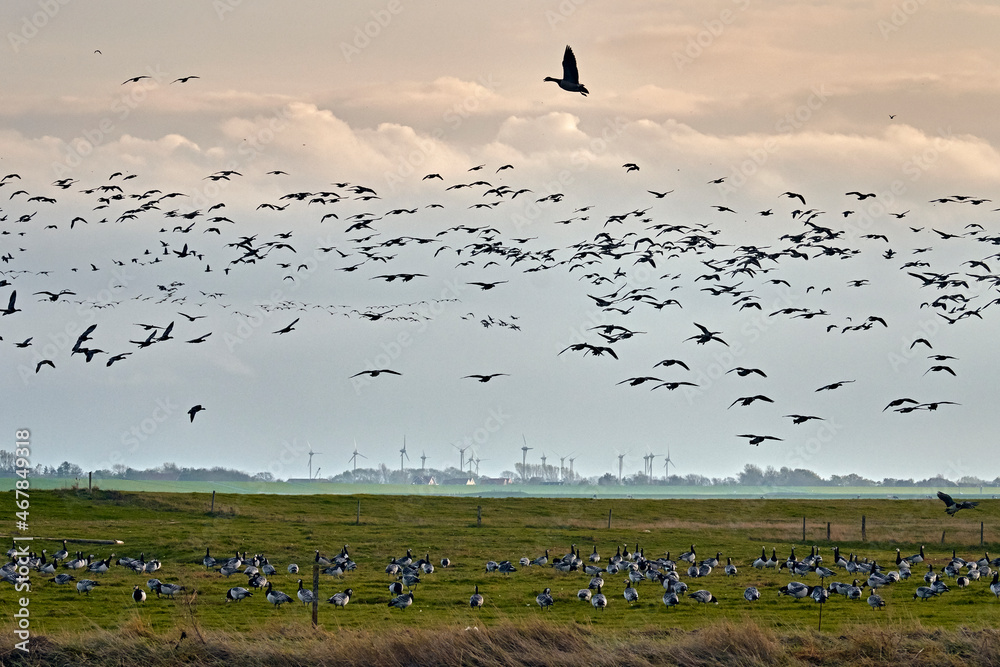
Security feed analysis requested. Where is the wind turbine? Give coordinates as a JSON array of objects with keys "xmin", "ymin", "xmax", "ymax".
[
  {"xmin": 520, "ymin": 435, "xmax": 533, "ymax": 480},
  {"xmin": 399, "ymin": 437, "xmax": 410, "ymax": 472},
  {"xmin": 616, "ymin": 452, "xmax": 627, "ymax": 483},
  {"xmin": 664, "ymin": 448, "xmax": 675, "ymax": 480},
  {"xmin": 453, "ymin": 443, "xmax": 469, "ymax": 471},
  {"xmin": 472, "ymin": 456, "xmax": 488, "ymax": 476},
  {"xmin": 348, "ymin": 441, "xmax": 366, "ymax": 475},
  {"xmin": 420, "ymin": 451, "xmax": 428, "ymax": 471},
  {"xmin": 307, "ymin": 442, "xmax": 323, "ymax": 480},
  {"xmin": 568, "ymin": 456, "xmax": 576, "ymax": 480},
  {"xmin": 648, "ymin": 453, "xmax": 658, "ymax": 482},
  {"xmin": 540, "ymin": 452, "xmax": 547, "ymax": 480}
]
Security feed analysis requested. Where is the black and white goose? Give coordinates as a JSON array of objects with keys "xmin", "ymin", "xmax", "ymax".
[
  {"xmin": 265, "ymin": 582, "xmax": 293, "ymax": 608},
  {"xmin": 388, "ymin": 591, "xmax": 414, "ymax": 610},
  {"xmin": 937, "ymin": 491, "xmax": 978, "ymax": 516},
  {"xmin": 297, "ymin": 579, "xmax": 316, "ymax": 605},
  {"xmin": 778, "ymin": 582, "xmax": 811, "ymax": 600},
  {"xmin": 203, "ymin": 548, "xmax": 216, "ymax": 568},
  {"xmin": 912, "ymin": 586, "xmax": 939, "ymax": 601},
  {"xmin": 752, "ymin": 548, "xmax": 767, "ymax": 569},
  {"xmin": 663, "ymin": 590, "xmax": 681, "ymax": 608},
  {"xmin": 469, "ymin": 585, "xmax": 484, "ymax": 609},
  {"xmin": 53, "ymin": 541, "xmax": 68, "ymax": 561},
  {"xmin": 154, "ymin": 582, "xmax": 184, "ymax": 599},
  {"xmin": 743, "ymin": 586, "xmax": 760, "ymax": 602},
  {"xmin": 990, "ymin": 572, "xmax": 1000, "ymax": 599},
  {"xmin": 226, "ymin": 587, "xmax": 252, "ymax": 602},
  {"xmin": 577, "ymin": 588, "xmax": 592, "ymax": 602},
  {"xmin": 688, "ymin": 589, "xmax": 718, "ymax": 604},
  {"xmin": 132, "ymin": 585, "xmax": 146, "ymax": 604},
  {"xmin": 867, "ymin": 592, "xmax": 886, "ymax": 610},
  {"xmin": 725, "ymin": 557, "xmax": 738, "ymax": 577},
  {"xmin": 589, "ymin": 545, "xmax": 601, "ymax": 563},
  {"xmin": 76, "ymin": 579, "xmax": 99, "ymax": 594},
  {"xmin": 623, "ymin": 580, "xmax": 638, "ymax": 605},
  {"xmin": 591, "ymin": 585, "xmax": 608, "ymax": 611},
  {"xmin": 536, "ymin": 587, "xmax": 554, "ymax": 611},
  {"xmin": 544, "ymin": 45, "xmax": 589, "ymax": 96},
  {"xmin": 328, "ymin": 588, "xmax": 353, "ymax": 609}
]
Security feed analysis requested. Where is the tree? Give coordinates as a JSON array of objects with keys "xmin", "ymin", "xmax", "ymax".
[{"xmin": 739, "ymin": 464, "xmax": 765, "ymax": 486}]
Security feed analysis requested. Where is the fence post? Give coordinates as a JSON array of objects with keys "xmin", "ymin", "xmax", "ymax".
[
  {"xmin": 861, "ymin": 515, "xmax": 866, "ymax": 542},
  {"xmin": 356, "ymin": 500, "xmax": 361, "ymax": 525},
  {"xmin": 608, "ymin": 509, "xmax": 612, "ymax": 529},
  {"xmin": 802, "ymin": 517, "xmax": 806, "ymax": 542},
  {"xmin": 88, "ymin": 471, "xmax": 92, "ymax": 493},
  {"xmin": 477, "ymin": 505, "xmax": 482, "ymax": 527},
  {"xmin": 312, "ymin": 563, "xmax": 319, "ymax": 627},
  {"xmin": 982, "ymin": 522, "xmax": 985, "ymax": 547},
  {"xmin": 827, "ymin": 522, "xmax": 831, "ymax": 541},
  {"xmin": 941, "ymin": 530, "xmax": 946, "ymax": 545},
  {"xmin": 210, "ymin": 490, "xmax": 215, "ymax": 513}
]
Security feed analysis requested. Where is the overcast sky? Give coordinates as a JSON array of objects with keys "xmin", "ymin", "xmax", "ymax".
[{"xmin": 3, "ymin": 0, "xmax": 1000, "ymax": 483}]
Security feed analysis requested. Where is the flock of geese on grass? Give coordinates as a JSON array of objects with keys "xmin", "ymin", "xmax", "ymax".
[{"xmin": 9, "ymin": 533, "xmax": 1000, "ymax": 614}]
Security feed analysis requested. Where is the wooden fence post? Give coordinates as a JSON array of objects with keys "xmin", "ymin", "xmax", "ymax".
[
  {"xmin": 312, "ymin": 563, "xmax": 319, "ymax": 627},
  {"xmin": 88, "ymin": 471, "xmax": 92, "ymax": 492},
  {"xmin": 982, "ymin": 522, "xmax": 985, "ymax": 547},
  {"xmin": 608, "ymin": 509, "xmax": 613, "ymax": 529},
  {"xmin": 356, "ymin": 500, "xmax": 361, "ymax": 525},
  {"xmin": 210, "ymin": 490, "xmax": 215, "ymax": 513},
  {"xmin": 827, "ymin": 522, "xmax": 831, "ymax": 541},
  {"xmin": 477, "ymin": 505, "xmax": 482, "ymax": 527},
  {"xmin": 802, "ymin": 517, "xmax": 806, "ymax": 542},
  {"xmin": 941, "ymin": 530, "xmax": 946, "ymax": 545},
  {"xmin": 861, "ymin": 515, "xmax": 866, "ymax": 542}
]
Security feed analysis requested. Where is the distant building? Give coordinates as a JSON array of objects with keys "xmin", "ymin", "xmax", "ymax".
[
  {"xmin": 411, "ymin": 475, "xmax": 437, "ymax": 485},
  {"xmin": 479, "ymin": 477, "xmax": 513, "ymax": 485},
  {"xmin": 442, "ymin": 477, "xmax": 475, "ymax": 485}
]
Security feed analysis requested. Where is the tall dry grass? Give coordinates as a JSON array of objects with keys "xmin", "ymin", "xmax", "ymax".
[{"xmin": 5, "ymin": 619, "xmax": 1000, "ymax": 667}]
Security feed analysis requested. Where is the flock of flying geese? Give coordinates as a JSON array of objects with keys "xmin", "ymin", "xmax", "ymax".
[{"xmin": 1, "ymin": 45, "xmax": 997, "ymax": 472}]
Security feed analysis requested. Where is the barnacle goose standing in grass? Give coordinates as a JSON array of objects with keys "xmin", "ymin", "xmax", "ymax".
[
  {"xmin": 469, "ymin": 585, "xmax": 484, "ymax": 609},
  {"xmin": 536, "ymin": 587, "xmax": 554, "ymax": 610},
  {"xmin": 328, "ymin": 588, "xmax": 353, "ymax": 609},
  {"xmin": 53, "ymin": 541, "xmax": 68, "ymax": 562},
  {"xmin": 591, "ymin": 585, "xmax": 608, "ymax": 611},
  {"xmin": 76, "ymin": 579, "xmax": 99, "ymax": 594},
  {"xmin": 203, "ymin": 548, "xmax": 216, "ymax": 568},
  {"xmin": 725, "ymin": 557, "xmax": 738, "ymax": 577},
  {"xmin": 154, "ymin": 582, "xmax": 184, "ymax": 599},
  {"xmin": 226, "ymin": 587, "xmax": 252, "ymax": 602},
  {"xmin": 287, "ymin": 563, "xmax": 299, "ymax": 574},
  {"xmin": 688, "ymin": 589, "xmax": 718, "ymax": 604},
  {"xmin": 530, "ymin": 549, "xmax": 549, "ymax": 567},
  {"xmin": 265, "ymin": 582, "xmax": 293, "ymax": 608},
  {"xmin": 867, "ymin": 592, "xmax": 886, "ymax": 610},
  {"xmin": 990, "ymin": 572, "xmax": 1000, "ymax": 598},
  {"xmin": 297, "ymin": 579, "xmax": 316, "ymax": 605},
  {"xmin": 743, "ymin": 586, "xmax": 760, "ymax": 602},
  {"xmin": 65, "ymin": 552, "xmax": 87, "ymax": 569},
  {"xmin": 132, "ymin": 585, "xmax": 146, "ymax": 604},
  {"xmin": 679, "ymin": 545, "xmax": 696, "ymax": 564},
  {"xmin": 752, "ymin": 548, "xmax": 767, "ymax": 569},
  {"xmin": 623, "ymin": 580, "xmax": 638, "ymax": 605},
  {"xmin": 912, "ymin": 585, "xmax": 939, "ymax": 601},
  {"xmin": 577, "ymin": 588, "xmax": 592, "ymax": 602},
  {"xmin": 663, "ymin": 590, "xmax": 680, "ymax": 608},
  {"xmin": 589, "ymin": 545, "xmax": 600, "ymax": 563},
  {"xmin": 388, "ymin": 591, "xmax": 414, "ymax": 610},
  {"xmin": 440, "ymin": 557, "xmax": 451, "ymax": 568},
  {"xmin": 51, "ymin": 573, "xmax": 75, "ymax": 585},
  {"xmin": 778, "ymin": 582, "xmax": 810, "ymax": 600}
]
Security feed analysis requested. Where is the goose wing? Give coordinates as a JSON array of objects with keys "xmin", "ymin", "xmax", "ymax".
[{"xmin": 562, "ymin": 45, "xmax": 580, "ymax": 84}]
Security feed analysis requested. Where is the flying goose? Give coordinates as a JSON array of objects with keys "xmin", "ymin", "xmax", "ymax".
[{"xmin": 544, "ymin": 45, "xmax": 589, "ymax": 96}]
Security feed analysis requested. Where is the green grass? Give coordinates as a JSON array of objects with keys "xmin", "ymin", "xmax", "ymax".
[{"xmin": 3, "ymin": 489, "xmax": 1000, "ymax": 644}]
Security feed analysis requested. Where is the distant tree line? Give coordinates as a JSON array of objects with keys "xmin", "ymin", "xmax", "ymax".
[{"xmin": 0, "ymin": 453, "xmax": 994, "ymax": 487}]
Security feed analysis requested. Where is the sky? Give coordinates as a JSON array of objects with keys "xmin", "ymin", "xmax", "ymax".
[{"xmin": 3, "ymin": 0, "xmax": 1000, "ymax": 483}]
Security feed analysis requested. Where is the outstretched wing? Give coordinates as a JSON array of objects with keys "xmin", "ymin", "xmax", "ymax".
[
  {"xmin": 562, "ymin": 45, "xmax": 580, "ymax": 84},
  {"xmin": 937, "ymin": 491, "xmax": 954, "ymax": 506}
]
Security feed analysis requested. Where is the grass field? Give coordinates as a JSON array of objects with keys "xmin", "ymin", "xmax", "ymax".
[{"xmin": 2, "ymin": 489, "xmax": 1000, "ymax": 665}]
